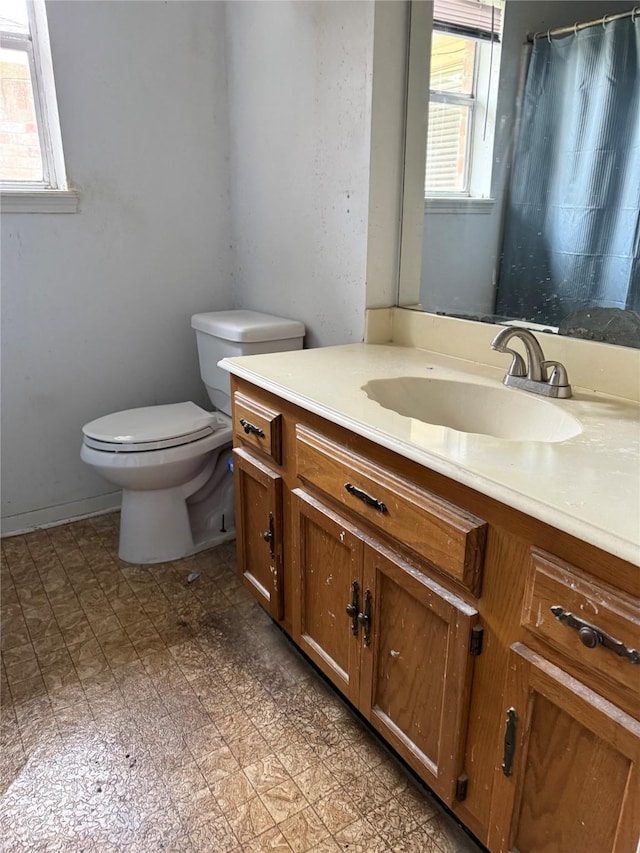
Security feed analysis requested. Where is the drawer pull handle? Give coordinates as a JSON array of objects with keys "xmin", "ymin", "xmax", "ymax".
[
  {"xmin": 262, "ymin": 512, "xmax": 275, "ymax": 559},
  {"xmin": 550, "ymin": 605, "xmax": 640, "ymax": 665},
  {"xmin": 345, "ymin": 580, "xmax": 360, "ymax": 636},
  {"xmin": 344, "ymin": 483, "xmax": 387, "ymax": 514},
  {"xmin": 239, "ymin": 418, "xmax": 265, "ymax": 438},
  {"xmin": 501, "ymin": 707, "xmax": 518, "ymax": 777},
  {"xmin": 358, "ymin": 589, "xmax": 372, "ymax": 646}
]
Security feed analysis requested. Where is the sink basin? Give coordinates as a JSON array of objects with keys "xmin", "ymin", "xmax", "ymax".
[{"xmin": 362, "ymin": 377, "xmax": 582, "ymax": 442}]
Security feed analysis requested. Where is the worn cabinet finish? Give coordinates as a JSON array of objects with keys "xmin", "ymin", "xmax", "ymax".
[
  {"xmin": 291, "ymin": 487, "xmax": 480, "ymax": 806},
  {"xmin": 489, "ymin": 643, "xmax": 640, "ymax": 853},
  {"xmin": 233, "ymin": 391, "xmax": 283, "ymax": 464},
  {"xmin": 233, "ymin": 448, "xmax": 284, "ymax": 620},
  {"xmin": 229, "ymin": 376, "xmax": 640, "ymax": 852},
  {"xmin": 292, "ymin": 488, "xmax": 364, "ymax": 704},
  {"xmin": 359, "ymin": 543, "xmax": 479, "ymax": 806},
  {"xmin": 296, "ymin": 424, "xmax": 487, "ymax": 595},
  {"xmin": 522, "ymin": 548, "xmax": 640, "ymax": 719}
]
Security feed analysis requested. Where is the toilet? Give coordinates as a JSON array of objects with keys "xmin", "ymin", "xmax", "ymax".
[{"xmin": 80, "ymin": 310, "xmax": 305, "ymax": 564}]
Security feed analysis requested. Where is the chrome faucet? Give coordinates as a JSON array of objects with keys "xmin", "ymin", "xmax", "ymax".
[{"xmin": 490, "ymin": 327, "xmax": 572, "ymax": 398}]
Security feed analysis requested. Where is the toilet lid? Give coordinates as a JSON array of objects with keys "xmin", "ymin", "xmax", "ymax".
[{"xmin": 82, "ymin": 402, "xmax": 219, "ymax": 452}]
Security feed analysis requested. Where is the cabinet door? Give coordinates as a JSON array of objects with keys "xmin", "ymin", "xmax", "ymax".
[
  {"xmin": 292, "ymin": 489, "xmax": 364, "ymax": 705},
  {"xmin": 489, "ymin": 643, "xmax": 640, "ymax": 853},
  {"xmin": 233, "ymin": 448, "xmax": 284, "ymax": 620},
  {"xmin": 359, "ymin": 542, "xmax": 479, "ymax": 805}
]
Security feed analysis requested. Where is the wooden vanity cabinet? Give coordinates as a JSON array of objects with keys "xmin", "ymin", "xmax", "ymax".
[
  {"xmin": 487, "ymin": 549, "xmax": 640, "ymax": 853},
  {"xmin": 488, "ymin": 643, "xmax": 640, "ymax": 853},
  {"xmin": 229, "ymin": 376, "xmax": 640, "ymax": 852},
  {"xmin": 291, "ymin": 488, "xmax": 364, "ymax": 704},
  {"xmin": 359, "ymin": 540, "xmax": 479, "ymax": 806},
  {"xmin": 233, "ymin": 448, "xmax": 284, "ymax": 620},
  {"xmin": 232, "ymin": 394, "xmax": 286, "ymax": 621},
  {"xmin": 292, "ymin": 486, "xmax": 479, "ymax": 806}
]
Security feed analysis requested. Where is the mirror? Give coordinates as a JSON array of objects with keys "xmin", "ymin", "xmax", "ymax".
[{"xmin": 398, "ymin": 0, "xmax": 640, "ymax": 349}]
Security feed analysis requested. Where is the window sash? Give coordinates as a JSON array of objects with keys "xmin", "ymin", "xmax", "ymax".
[
  {"xmin": 426, "ymin": 31, "xmax": 479, "ymax": 196},
  {"xmin": 426, "ymin": 101, "xmax": 474, "ymax": 195},
  {"xmin": 1, "ymin": 0, "xmax": 67, "ymax": 190},
  {"xmin": 433, "ymin": 0, "xmax": 502, "ymax": 41}
]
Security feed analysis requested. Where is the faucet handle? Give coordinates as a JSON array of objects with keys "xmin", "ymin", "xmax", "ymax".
[
  {"xmin": 542, "ymin": 360, "xmax": 572, "ymax": 397},
  {"xmin": 501, "ymin": 347, "xmax": 527, "ymax": 377}
]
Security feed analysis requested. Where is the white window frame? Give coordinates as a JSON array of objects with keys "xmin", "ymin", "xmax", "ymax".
[
  {"xmin": 1, "ymin": 0, "xmax": 78, "ymax": 212},
  {"xmin": 426, "ymin": 32, "xmax": 477, "ymax": 197},
  {"xmin": 425, "ymin": 19, "xmax": 502, "ymax": 211}
]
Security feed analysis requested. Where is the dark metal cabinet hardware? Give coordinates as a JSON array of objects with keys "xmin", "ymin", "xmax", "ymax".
[
  {"xmin": 262, "ymin": 512, "xmax": 275, "ymax": 559},
  {"xmin": 239, "ymin": 418, "xmax": 265, "ymax": 438},
  {"xmin": 344, "ymin": 482, "xmax": 388, "ymax": 513},
  {"xmin": 501, "ymin": 707, "xmax": 517, "ymax": 777},
  {"xmin": 550, "ymin": 605, "xmax": 640, "ymax": 664},
  {"xmin": 358, "ymin": 589, "xmax": 372, "ymax": 646},
  {"xmin": 345, "ymin": 581, "xmax": 360, "ymax": 636}
]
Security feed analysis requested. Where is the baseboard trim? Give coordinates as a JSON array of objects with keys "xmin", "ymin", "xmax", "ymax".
[{"xmin": 1, "ymin": 493, "xmax": 121, "ymax": 537}]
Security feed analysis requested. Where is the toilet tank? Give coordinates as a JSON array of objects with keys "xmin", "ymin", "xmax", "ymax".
[{"xmin": 191, "ymin": 310, "xmax": 305, "ymax": 416}]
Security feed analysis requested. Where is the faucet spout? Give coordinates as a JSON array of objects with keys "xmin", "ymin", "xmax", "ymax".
[
  {"xmin": 490, "ymin": 327, "xmax": 546, "ymax": 381},
  {"xmin": 490, "ymin": 327, "xmax": 572, "ymax": 398}
]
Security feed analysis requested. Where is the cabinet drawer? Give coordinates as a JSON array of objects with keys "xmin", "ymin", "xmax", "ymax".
[
  {"xmin": 522, "ymin": 549, "xmax": 640, "ymax": 710},
  {"xmin": 233, "ymin": 392, "xmax": 282, "ymax": 464},
  {"xmin": 295, "ymin": 425, "xmax": 486, "ymax": 595}
]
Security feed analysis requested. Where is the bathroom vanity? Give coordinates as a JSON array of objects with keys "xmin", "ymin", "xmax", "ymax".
[{"xmin": 222, "ymin": 336, "xmax": 640, "ymax": 853}]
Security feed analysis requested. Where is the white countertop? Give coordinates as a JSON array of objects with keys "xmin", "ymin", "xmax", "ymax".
[{"xmin": 221, "ymin": 343, "xmax": 640, "ymax": 567}]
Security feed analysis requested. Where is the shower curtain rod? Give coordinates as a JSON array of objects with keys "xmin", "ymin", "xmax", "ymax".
[{"xmin": 528, "ymin": 6, "xmax": 638, "ymax": 42}]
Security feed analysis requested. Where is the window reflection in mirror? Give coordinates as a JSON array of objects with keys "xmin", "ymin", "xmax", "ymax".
[{"xmin": 398, "ymin": 0, "xmax": 640, "ymax": 349}]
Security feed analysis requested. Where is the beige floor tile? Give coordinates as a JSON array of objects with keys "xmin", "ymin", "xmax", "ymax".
[
  {"xmin": 227, "ymin": 794, "xmax": 276, "ymax": 843},
  {"xmin": 332, "ymin": 817, "xmax": 389, "ymax": 853},
  {"xmin": 198, "ymin": 744, "xmax": 241, "ymax": 785},
  {"xmin": 0, "ymin": 526, "xmax": 483, "ymax": 853},
  {"xmin": 313, "ymin": 789, "xmax": 360, "ymax": 834},
  {"xmin": 278, "ymin": 805, "xmax": 330, "ymax": 853},
  {"xmin": 211, "ymin": 767, "xmax": 256, "ymax": 812},
  {"xmin": 183, "ymin": 721, "xmax": 224, "ymax": 762},
  {"xmin": 241, "ymin": 826, "xmax": 293, "ymax": 852},
  {"xmin": 260, "ymin": 777, "xmax": 309, "ymax": 823},
  {"xmin": 189, "ymin": 815, "xmax": 240, "ymax": 853},
  {"xmin": 293, "ymin": 762, "xmax": 341, "ymax": 803},
  {"xmin": 244, "ymin": 753, "xmax": 291, "ymax": 795}
]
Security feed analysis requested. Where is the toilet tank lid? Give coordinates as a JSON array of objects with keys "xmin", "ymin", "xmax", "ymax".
[
  {"xmin": 83, "ymin": 402, "xmax": 218, "ymax": 444},
  {"xmin": 191, "ymin": 310, "xmax": 305, "ymax": 343}
]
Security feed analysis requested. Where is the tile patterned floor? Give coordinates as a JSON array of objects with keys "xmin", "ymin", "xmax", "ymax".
[{"xmin": 1, "ymin": 515, "xmax": 484, "ymax": 852}]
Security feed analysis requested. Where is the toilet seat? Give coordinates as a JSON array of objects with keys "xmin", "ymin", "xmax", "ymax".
[{"xmin": 82, "ymin": 402, "xmax": 224, "ymax": 453}]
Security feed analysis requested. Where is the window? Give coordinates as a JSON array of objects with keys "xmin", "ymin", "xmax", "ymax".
[
  {"xmin": 426, "ymin": 0, "xmax": 503, "ymax": 199},
  {"xmin": 1, "ymin": 0, "xmax": 76, "ymax": 211}
]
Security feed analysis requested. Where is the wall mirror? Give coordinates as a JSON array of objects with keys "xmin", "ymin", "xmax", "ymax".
[{"xmin": 397, "ymin": 0, "xmax": 640, "ymax": 349}]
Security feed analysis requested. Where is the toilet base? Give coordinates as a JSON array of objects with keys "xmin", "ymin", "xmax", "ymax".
[{"xmin": 118, "ymin": 487, "xmax": 234, "ymax": 564}]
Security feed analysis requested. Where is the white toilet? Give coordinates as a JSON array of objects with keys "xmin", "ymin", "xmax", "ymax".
[{"xmin": 80, "ymin": 310, "xmax": 305, "ymax": 564}]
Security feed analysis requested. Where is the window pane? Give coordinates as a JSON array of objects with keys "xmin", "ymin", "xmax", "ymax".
[
  {"xmin": 1, "ymin": 0, "xmax": 29, "ymax": 33},
  {"xmin": 425, "ymin": 102, "xmax": 470, "ymax": 193},
  {"xmin": 430, "ymin": 33, "xmax": 475, "ymax": 95},
  {"xmin": 0, "ymin": 47, "xmax": 43, "ymax": 181}
]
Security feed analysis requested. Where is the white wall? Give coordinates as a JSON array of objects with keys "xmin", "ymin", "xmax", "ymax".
[
  {"xmin": 1, "ymin": 1, "xmax": 234, "ymax": 532},
  {"xmin": 2, "ymin": 0, "xmax": 406, "ymax": 533},
  {"xmin": 225, "ymin": 1, "xmax": 376, "ymax": 348}
]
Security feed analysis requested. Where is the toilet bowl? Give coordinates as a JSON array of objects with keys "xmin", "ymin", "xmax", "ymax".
[
  {"xmin": 80, "ymin": 309, "xmax": 305, "ymax": 565},
  {"xmin": 81, "ymin": 403, "xmax": 234, "ymax": 564}
]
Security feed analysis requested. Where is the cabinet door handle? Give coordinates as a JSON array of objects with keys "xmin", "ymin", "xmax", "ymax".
[
  {"xmin": 344, "ymin": 483, "xmax": 387, "ymax": 514},
  {"xmin": 501, "ymin": 707, "xmax": 517, "ymax": 777},
  {"xmin": 358, "ymin": 589, "xmax": 372, "ymax": 646},
  {"xmin": 262, "ymin": 512, "xmax": 275, "ymax": 559},
  {"xmin": 239, "ymin": 418, "xmax": 265, "ymax": 438},
  {"xmin": 345, "ymin": 581, "xmax": 360, "ymax": 635},
  {"xmin": 550, "ymin": 606, "xmax": 640, "ymax": 664}
]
